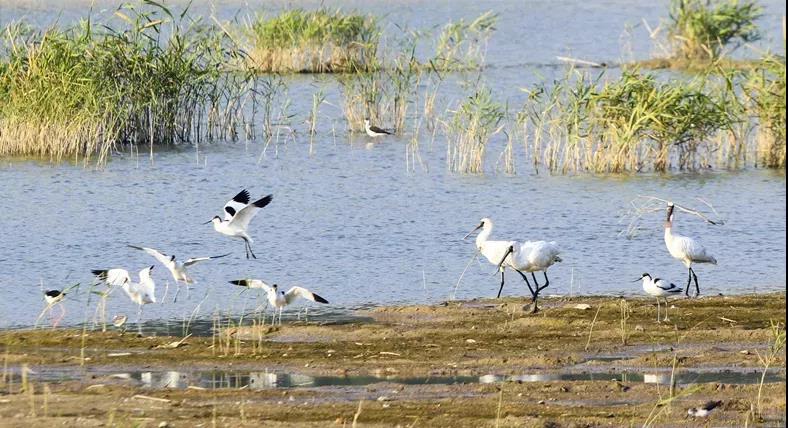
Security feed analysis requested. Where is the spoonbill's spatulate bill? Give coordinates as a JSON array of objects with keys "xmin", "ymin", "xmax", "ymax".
[
  {"xmin": 128, "ymin": 245, "xmax": 229, "ymax": 302},
  {"xmin": 664, "ymin": 203, "xmax": 717, "ymax": 297},
  {"xmin": 229, "ymin": 279, "xmax": 328, "ymax": 325},
  {"xmin": 207, "ymin": 190, "xmax": 273, "ymax": 259},
  {"xmin": 637, "ymin": 273, "xmax": 681, "ymax": 322},
  {"xmin": 364, "ymin": 118, "xmax": 393, "ymax": 137},
  {"xmin": 92, "ymin": 266, "xmax": 156, "ymax": 335}
]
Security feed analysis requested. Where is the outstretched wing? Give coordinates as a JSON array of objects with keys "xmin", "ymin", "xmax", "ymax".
[
  {"xmin": 183, "ymin": 253, "xmax": 231, "ymax": 267},
  {"xmin": 285, "ymin": 286, "xmax": 329, "ymax": 305},
  {"xmin": 224, "ymin": 189, "xmax": 250, "ymax": 221},
  {"xmin": 228, "ymin": 279, "xmax": 273, "ymax": 293},
  {"xmin": 128, "ymin": 245, "xmax": 171, "ymax": 265},
  {"xmin": 229, "ymin": 194, "xmax": 273, "ymax": 229},
  {"xmin": 92, "ymin": 268, "xmax": 131, "ymax": 287}
]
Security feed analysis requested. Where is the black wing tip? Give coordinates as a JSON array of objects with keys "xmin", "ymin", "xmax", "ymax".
[
  {"xmin": 253, "ymin": 194, "xmax": 273, "ymax": 208},
  {"xmin": 233, "ymin": 189, "xmax": 251, "ymax": 204},
  {"xmin": 312, "ymin": 293, "xmax": 329, "ymax": 304},
  {"xmin": 229, "ymin": 280, "xmax": 248, "ymax": 287},
  {"xmin": 703, "ymin": 400, "xmax": 723, "ymax": 410},
  {"xmin": 212, "ymin": 253, "xmax": 232, "ymax": 259},
  {"xmin": 45, "ymin": 289, "xmax": 62, "ymax": 297},
  {"xmin": 91, "ymin": 269, "xmax": 108, "ymax": 279}
]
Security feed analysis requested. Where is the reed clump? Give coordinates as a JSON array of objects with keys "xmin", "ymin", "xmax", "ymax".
[
  {"xmin": 432, "ymin": 11, "xmax": 497, "ymax": 71},
  {"xmin": 667, "ymin": 0, "xmax": 762, "ymax": 61},
  {"xmin": 744, "ymin": 55, "xmax": 786, "ymax": 168},
  {"xmin": 520, "ymin": 68, "xmax": 736, "ymax": 173},
  {"xmin": 0, "ymin": 3, "xmax": 254, "ymax": 164},
  {"xmin": 446, "ymin": 87, "xmax": 504, "ymax": 174},
  {"xmin": 245, "ymin": 9, "xmax": 380, "ymax": 73}
]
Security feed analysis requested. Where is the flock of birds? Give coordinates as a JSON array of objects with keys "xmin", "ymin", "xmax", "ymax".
[{"xmin": 40, "ymin": 186, "xmax": 717, "ymax": 333}]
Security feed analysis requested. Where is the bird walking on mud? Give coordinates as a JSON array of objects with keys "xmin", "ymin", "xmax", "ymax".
[
  {"xmin": 206, "ymin": 189, "xmax": 273, "ymax": 259},
  {"xmin": 464, "ymin": 218, "xmax": 561, "ymax": 312},
  {"xmin": 637, "ymin": 273, "xmax": 681, "ymax": 322},
  {"xmin": 664, "ymin": 202, "xmax": 717, "ymax": 297}
]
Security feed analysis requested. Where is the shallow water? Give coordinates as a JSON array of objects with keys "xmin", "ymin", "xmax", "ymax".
[
  {"xmin": 13, "ymin": 366, "xmax": 786, "ymax": 391},
  {"xmin": 0, "ymin": 0, "xmax": 786, "ymax": 329}
]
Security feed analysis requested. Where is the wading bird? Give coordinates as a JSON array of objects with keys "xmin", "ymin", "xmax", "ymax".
[
  {"xmin": 637, "ymin": 273, "xmax": 681, "ymax": 322},
  {"xmin": 40, "ymin": 290, "xmax": 66, "ymax": 327},
  {"xmin": 92, "ymin": 267, "xmax": 156, "ymax": 335},
  {"xmin": 229, "ymin": 279, "xmax": 328, "ymax": 325},
  {"xmin": 664, "ymin": 203, "xmax": 717, "ymax": 297},
  {"xmin": 495, "ymin": 240, "xmax": 562, "ymax": 313},
  {"xmin": 128, "ymin": 245, "xmax": 229, "ymax": 302},
  {"xmin": 687, "ymin": 400, "xmax": 723, "ymax": 418},
  {"xmin": 364, "ymin": 118, "xmax": 393, "ymax": 137},
  {"xmin": 464, "ymin": 218, "xmax": 561, "ymax": 311},
  {"xmin": 206, "ymin": 190, "xmax": 273, "ymax": 259}
]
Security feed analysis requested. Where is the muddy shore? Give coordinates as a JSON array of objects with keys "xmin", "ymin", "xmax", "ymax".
[{"xmin": 0, "ymin": 294, "xmax": 785, "ymax": 426}]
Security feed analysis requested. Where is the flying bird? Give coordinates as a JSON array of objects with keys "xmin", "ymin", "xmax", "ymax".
[
  {"xmin": 128, "ymin": 245, "xmax": 229, "ymax": 302},
  {"xmin": 206, "ymin": 189, "xmax": 273, "ymax": 259},
  {"xmin": 92, "ymin": 267, "xmax": 156, "ymax": 335},
  {"xmin": 229, "ymin": 279, "xmax": 328, "ymax": 325}
]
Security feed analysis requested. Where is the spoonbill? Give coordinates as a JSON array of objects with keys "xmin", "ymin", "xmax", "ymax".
[
  {"xmin": 495, "ymin": 240, "xmax": 562, "ymax": 313},
  {"xmin": 92, "ymin": 267, "xmax": 156, "ymax": 335},
  {"xmin": 229, "ymin": 279, "xmax": 328, "ymax": 325},
  {"xmin": 637, "ymin": 273, "xmax": 681, "ymax": 322},
  {"xmin": 664, "ymin": 203, "xmax": 717, "ymax": 297},
  {"xmin": 364, "ymin": 118, "xmax": 393, "ymax": 137},
  {"xmin": 464, "ymin": 218, "xmax": 562, "ymax": 311},
  {"xmin": 206, "ymin": 190, "xmax": 273, "ymax": 259},
  {"xmin": 128, "ymin": 245, "xmax": 229, "ymax": 302}
]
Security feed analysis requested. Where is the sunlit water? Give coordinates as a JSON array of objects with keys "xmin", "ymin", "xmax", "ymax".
[{"xmin": 0, "ymin": 0, "xmax": 785, "ymax": 329}]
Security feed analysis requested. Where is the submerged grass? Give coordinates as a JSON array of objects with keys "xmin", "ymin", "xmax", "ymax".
[
  {"xmin": 245, "ymin": 8, "xmax": 380, "ymax": 73},
  {"xmin": 0, "ymin": 2, "xmax": 255, "ymax": 164}
]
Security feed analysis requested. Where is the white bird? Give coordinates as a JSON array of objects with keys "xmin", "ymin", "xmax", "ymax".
[
  {"xmin": 206, "ymin": 190, "xmax": 273, "ymax": 259},
  {"xmin": 229, "ymin": 279, "xmax": 328, "ymax": 325},
  {"xmin": 364, "ymin": 118, "xmax": 393, "ymax": 137},
  {"xmin": 664, "ymin": 203, "xmax": 717, "ymax": 297},
  {"xmin": 92, "ymin": 267, "xmax": 156, "ymax": 335},
  {"xmin": 128, "ymin": 245, "xmax": 229, "ymax": 302},
  {"xmin": 687, "ymin": 400, "xmax": 722, "ymax": 418},
  {"xmin": 464, "ymin": 218, "xmax": 562, "ymax": 312},
  {"xmin": 637, "ymin": 273, "xmax": 681, "ymax": 322}
]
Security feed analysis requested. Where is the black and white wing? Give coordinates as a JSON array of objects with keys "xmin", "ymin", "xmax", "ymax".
[
  {"xmin": 229, "ymin": 279, "xmax": 273, "ymax": 293},
  {"xmin": 128, "ymin": 245, "xmax": 171, "ymax": 265},
  {"xmin": 224, "ymin": 189, "xmax": 251, "ymax": 221},
  {"xmin": 92, "ymin": 268, "xmax": 131, "ymax": 287},
  {"xmin": 654, "ymin": 278, "xmax": 682, "ymax": 293},
  {"xmin": 284, "ymin": 286, "xmax": 329, "ymax": 305},
  {"xmin": 183, "ymin": 253, "xmax": 231, "ymax": 267},
  {"xmin": 369, "ymin": 125, "xmax": 392, "ymax": 135},
  {"xmin": 228, "ymin": 194, "xmax": 273, "ymax": 229}
]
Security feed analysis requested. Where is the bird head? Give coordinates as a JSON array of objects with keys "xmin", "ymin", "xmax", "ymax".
[
  {"xmin": 665, "ymin": 203, "xmax": 675, "ymax": 226},
  {"xmin": 635, "ymin": 273, "xmax": 651, "ymax": 282},
  {"xmin": 463, "ymin": 218, "xmax": 492, "ymax": 240},
  {"xmin": 203, "ymin": 216, "xmax": 222, "ymax": 225}
]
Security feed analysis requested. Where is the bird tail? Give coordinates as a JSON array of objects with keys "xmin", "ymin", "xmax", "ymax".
[{"xmin": 311, "ymin": 293, "xmax": 329, "ymax": 304}]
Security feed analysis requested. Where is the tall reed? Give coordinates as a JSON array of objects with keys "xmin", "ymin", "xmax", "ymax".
[{"xmin": 446, "ymin": 87, "xmax": 504, "ymax": 174}]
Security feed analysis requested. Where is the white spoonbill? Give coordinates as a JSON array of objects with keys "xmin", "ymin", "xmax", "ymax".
[
  {"xmin": 664, "ymin": 203, "xmax": 717, "ymax": 297},
  {"xmin": 637, "ymin": 273, "xmax": 681, "ymax": 322},
  {"xmin": 128, "ymin": 245, "xmax": 229, "ymax": 302},
  {"xmin": 229, "ymin": 279, "xmax": 328, "ymax": 325},
  {"xmin": 463, "ymin": 218, "xmax": 518, "ymax": 297},
  {"xmin": 495, "ymin": 240, "xmax": 562, "ymax": 313},
  {"xmin": 206, "ymin": 190, "xmax": 273, "ymax": 259},
  {"xmin": 92, "ymin": 267, "xmax": 156, "ymax": 335},
  {"xmin": 364, "ymin": 118, "xmax": 393, "ymax": 137}
]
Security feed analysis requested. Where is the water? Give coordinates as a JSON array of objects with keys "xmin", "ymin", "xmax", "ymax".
[
  {"xmin": 13, "ymin": 367, "xmax": 785, "ymax": 390},
  {"xmin": 0, "ymin": 0, "xmax": 786, "ymax": 329}
]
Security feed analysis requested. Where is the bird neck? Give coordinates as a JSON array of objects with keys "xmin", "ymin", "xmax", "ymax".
[{"xmin": 475, "ymin": 227, "xmax": 492, "ymax": 248}]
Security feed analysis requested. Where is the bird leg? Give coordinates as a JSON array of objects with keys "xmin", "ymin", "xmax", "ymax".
[
  {"xmin": 243, "ymin": 238, "xmax": 257, "ymax": 259},
  {"xmin": 691, "ymin": 268, "xmax": 700, "ymax": 298},
  {"xmin": 53, "ymin": 303, "xmax": 66, "ymax": 328},
  {"xmin": 655, "ymin": 297, "xmax": 661, "ymax": 323},
  {"xmin": 663, "ymin": 298, "xmax": 671, "ymax": 322},
  {"xmin": 685, "ymin": 267, "xmax": 693, "ymax": 296},
  {"xmin": 515, "ymin": 270, "xmax": 536, "ymax": 301},
  {"xmin": 496, "ymin": 270, "xmax": 506, "ymax": 298},
  {"xmin": 137, "ymin": 306, "xmax": 144, "ymax": 337}
]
